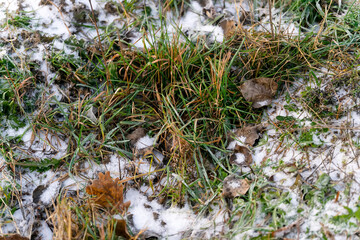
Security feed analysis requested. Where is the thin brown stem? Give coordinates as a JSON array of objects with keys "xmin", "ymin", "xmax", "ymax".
[{"xmin": 268, "ymin": 0, "xmax": 275, "ymax": 39}]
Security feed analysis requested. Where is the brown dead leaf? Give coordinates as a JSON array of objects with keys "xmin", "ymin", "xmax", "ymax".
[
  {"xmin": 228, "ymin": 124, "xmax": 264, "ymax": 146},
  {"xmin": 86, "ymin": 171, "xmax": 131, "ymax": 212},
  {"xmin": 32, "ymin": 184, "xmax": 47, "ymax": 204},
  {"xmin": 220, "ymin": 19, "xmax": 237, "ymax": 38},
  {"xmin": 104, "ymin": 2, "xmax": 123, "ymax": 14},
  {"xmin": 230, "ymin": 145, "xmax": 253, "ymax": 166},
  {"xmin": 114, "ymin": 219, "xmax": 133, "ymax": 239},
  {"xmin": 222, "ymin": 175, "xmax": 250, "ymax": 198},
  {"xmin": 0, "ymin": 235, "xmax": 29, "ymax": 240},
  {"xmin": 240, "ymin": 77, "xmax": 278, "ymax": 108},
  {"xmin": 197, "ymin": 0, "xmax": 212, "ymax": 7},
  {"xmin": 127, "ymin": 128, "xmax": 146, "ymax": 146}
]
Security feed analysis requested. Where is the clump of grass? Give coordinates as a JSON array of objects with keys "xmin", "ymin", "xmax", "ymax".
[
  {"xmin": 0, "ymin": 56, "xmax": 36, "ymax": 130},
  {"xmin": 4, "ymin": 13, "xmax": 31, "ymax": 28},
  {"xmin": 343, "ymin": 2, "xmax": 360, "ymax": 31},
  {"xmin": 4, "ymin": 0, "xmax": 360, "ymax": 238},
  {"xmin": 38, "ymin": 14, "xmax": 355, "ymax": 209},
  {"xmin": 301, "ymin": 87, "xmax": 336, "ymax": 118},
  {"xmin": 49, "ymin": 194, "xmax": 131, "ymax": 239},
  {"xmin": 277, "ymin": 0, "xmax": 344, "ymax": 28}
]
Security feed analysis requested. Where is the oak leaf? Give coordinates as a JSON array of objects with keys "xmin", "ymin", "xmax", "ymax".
[{"xmin": 86, "ymin": 171, "xmax": 130, "ymax": 213}]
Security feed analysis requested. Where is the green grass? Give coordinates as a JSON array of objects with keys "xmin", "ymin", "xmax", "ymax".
[
  {"xmin": 0, "ymin": 57, "xmax": 33, "ymax": 130},
  {"xmin": 2, "ymin": 0, "xmax": 360, "ymax": 238},
  {"xmin": 5, "ymin": 13, "xmax": 32, "ymax": 28},
  {"xmin": 277, "ymin": 0, "xmax": 344, "ymax": 28}
]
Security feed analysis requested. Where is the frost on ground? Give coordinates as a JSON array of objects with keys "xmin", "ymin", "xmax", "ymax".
[
  {"xmin": 256, "ymin": 67, "xmax": 360, "ymax": 236},
  {"xmin": 1, "ymin": 0, "xmax": 360, "ymax": 239}
]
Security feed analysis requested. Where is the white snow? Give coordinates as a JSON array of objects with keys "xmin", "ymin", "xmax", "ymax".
[
  {"xmin": 19, "ymin": 129, "xmax": 69, "ymax": 160},
  {"xmin": 0, "ymin": 0, "xmax": 18, "ymax": 23},
  {"xmin": 256, "ymin": 100, "xmax": 271, "ymax": 107},
  {"xmin": 228, "ymin": 180, "xmax": 241, "ymax": 189},
  {"xmin": 40, "ymin": 180, "xmax": 60, "ymax": 205},
  {"xmin": 125, "ymin": 188, "xmax": 229, "ymax": 239},
  {"xmin": 38, "ymin": 221, "xmax": 53, "ymax": 240},
  {"xmin": 234, "ymin": 153, "xmax": 245, "ymax": 165},
  {"xmin": 227, "ymin": 136, "xmax": 247, "ymax": 150},
  {"xmin": 125, "ymin": 189, "xmax": 195, "ymax": 239},
  {"xmin": 135, "ymin": 135, "xmax": 156, "ymax": 150}
]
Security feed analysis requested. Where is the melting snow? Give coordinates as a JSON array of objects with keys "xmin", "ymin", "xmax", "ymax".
[{"xmin": 135, "ymin": 135, "xmax": 156, "ymax": 150}]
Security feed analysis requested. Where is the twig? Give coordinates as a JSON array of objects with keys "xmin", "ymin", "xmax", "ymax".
[
  {"xmin": 47, "ymin": 0, "xmax": 72, "ymax": 36},
  {"xmin": 268, "ymin": 0, "xmax": 275, "ymax": 39}
]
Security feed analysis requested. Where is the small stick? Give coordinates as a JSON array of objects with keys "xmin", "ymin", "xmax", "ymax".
[{"xmin": 268, "ymin": 0, "xmax": 275, "ymax": 39}]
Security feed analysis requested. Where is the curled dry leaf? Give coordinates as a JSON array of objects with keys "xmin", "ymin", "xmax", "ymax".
[
  {"xmin": 86, "ymin": 171, "xmax": 131, "ymax": 213},
  {"xmin": 32, "ymin": 184, "xmax": 47, "ymax": 204},
  {"xmin": 222, "ymin": 175, "xmax": 250, "ymax": 198},
  {"xmin": 228, "ymin": 124, "xmax": 264, "ymax": 147},
  {"xmin": 240, "ymin": 77, "xmax": 278, "ymax": 108},
  {"xmin": 230, "ymin": 144, "xmax": 253, "ymax": 166},
  {"xmin": 114, "ymin": 219, "xmax": 133, "ymax": 239},
  {"xmin": 85, "ymin": 106, "xmax": 98, "ymax": 123},
  {"xmin": 127, "ymin": 128, "xmax": 146, "ymax": 146}
]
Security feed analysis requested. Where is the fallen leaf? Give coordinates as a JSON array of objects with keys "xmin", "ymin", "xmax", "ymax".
[
  {"xmin": 139, "ymin": 230, "xmax": 162, "ymax": 239},
  {"xmin": 85, "ymin": 106, "xmax": 98, "ymax": 123},
  {"xmin": 228, "ymin": 124, "xmax": 264, "ymax": 147},
  {"xmin": 197, "ymin": 0, "xmax": 213, "ymax": 8},
  {"xmin": 0, "ymin": 235, "xmax": 29, "ymax": 240},
  {"xmin": 222, "ymin": 175, "xmax": 250, "ymax": 198},
  {"xmin": 127, "ymin": 128, "xmax": 146, "ymax": 146},
  {"xmin": 32, "ymin": 184, "xmax": 47, "ymax": 204},
  {"xmin": 230, "ymin": 144, "xmax": 253, "ymax": 166},
  {"xmin": 114, "ymin": 219, "xmax": 133, "ymax": 239},
  {"xmin": 240, "ymin": 77, "xmax": 278, "ymax": 108},
  {"xmin": 104, "ymin": 2, "xmax": 122, "ymax": 14},
  {"xmin": 220, "ymin": 19, "xmax": 237, "ymax": 38},
  {"xmin": 86, "ymin": 171, "xmax": 131, "ymax": 212}
]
